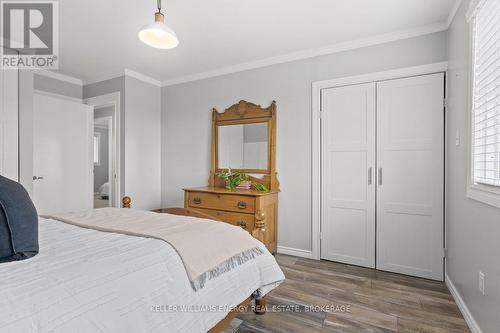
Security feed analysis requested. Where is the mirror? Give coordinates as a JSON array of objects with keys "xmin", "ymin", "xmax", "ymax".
[
  {"xmin": 209, "ymin": 100, "xmax": 278, "ymax": 190},
  {"xmin": 218, "ymin": 122, "xmax": 268, "ymax": 170}
]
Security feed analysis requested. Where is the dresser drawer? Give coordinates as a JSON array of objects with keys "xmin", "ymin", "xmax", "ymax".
[
  {"xmin": 198, "ymin": 209, "xmax": 255, "ymax": 232},
  {"xmin": 186, "ymin": 192, "xmax": 255, "ymax": 213}
]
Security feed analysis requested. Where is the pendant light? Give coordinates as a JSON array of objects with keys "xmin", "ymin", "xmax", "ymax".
[{"xmin": 138, "ymin": 0, "xmax": 179, "ymax": 49}]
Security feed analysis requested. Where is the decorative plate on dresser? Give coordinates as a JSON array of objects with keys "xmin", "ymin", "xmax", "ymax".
[{"xmin": 183, "ymin": 100, "xmax": 279, "ymax": 254}]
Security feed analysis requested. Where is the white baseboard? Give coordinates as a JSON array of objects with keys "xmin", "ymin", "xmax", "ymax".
[
  {"xmin": 445, "ymin": 274, "xmax": 483, "ymax": 333},
  {"xmin": 277, "ymin": 246, "xmax": 314, "ymax": 259}
]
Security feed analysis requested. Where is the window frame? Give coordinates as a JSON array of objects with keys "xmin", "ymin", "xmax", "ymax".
[
  {"xmin": 466, "ymin": 0, "xmax": 500, "ymax": 208},
  {"xmin": 93, "ymin": 132, "xmax": 101, "ymax": 166}
]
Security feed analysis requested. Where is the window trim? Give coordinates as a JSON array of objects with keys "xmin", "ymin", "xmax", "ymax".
[
  {"xmin": 93, "ymin": 132, "xmax": 101, "ymax": 166},
  {"xmin": 466, "ymin": 0, "xmax": 500, "ymax": 208}
]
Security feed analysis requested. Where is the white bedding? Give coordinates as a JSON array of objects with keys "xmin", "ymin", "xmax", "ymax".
[
  {"xmin": 0, "ymin": 218, "xmax": 284, "ymax": 333},
  {"xmin": 99, "ymin": 182, "xmax": 110, "ymax": 197}
]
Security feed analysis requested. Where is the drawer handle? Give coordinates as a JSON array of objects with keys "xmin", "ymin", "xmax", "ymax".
[
  {"xmin": 236, "ymin": 221, "xmax": 247, "ymax": 229},
  {"xmin": 237, "ymin": 201, "xmax": 248, "ymax": 209},
  {"xmin": 193, "ymin": 197, "xmax": 202, "ymax": 204}
]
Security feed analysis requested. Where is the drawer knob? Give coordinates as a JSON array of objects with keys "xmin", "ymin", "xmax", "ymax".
[
  {"xmin": 237, "ymin": 201, "xmax": 248, "ymax": 209},
  {"xmin": 193, "ymin": 197, "xmax": 202, "ymax": 204},
  {"xmin": 236, "ymin": 221, "xmax": 247, "ymax": 229}
]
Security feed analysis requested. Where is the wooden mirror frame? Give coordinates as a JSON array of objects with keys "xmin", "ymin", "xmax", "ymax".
[{"xmin": 209, "ymin": 100, "xmax": 279, "ymax": 191}]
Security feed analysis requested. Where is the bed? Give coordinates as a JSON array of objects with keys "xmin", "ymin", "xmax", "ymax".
[
  {"xmin": 98, "ymin": 182, "xmax": 110, "ymax": 199},
  {"xmin": 0, "ymin": 197, "xmax": 284, "ymax": 333}
]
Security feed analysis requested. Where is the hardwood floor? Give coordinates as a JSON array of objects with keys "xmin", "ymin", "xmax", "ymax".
[{"xmin": 235, "ymin": 255, "xmax": 470, "ymax": 333}]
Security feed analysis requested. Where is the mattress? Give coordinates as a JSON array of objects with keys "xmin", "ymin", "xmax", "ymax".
[{"xmin": 0, "ymin": 218, "xmax": 284, "ymax": 333}]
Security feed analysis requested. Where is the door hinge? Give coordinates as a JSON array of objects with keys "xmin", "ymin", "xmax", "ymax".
[
  {"xmin": 443, "ymin": 98, "xmax": 448, "ymax": 108},
  {"xmin": 320, "ymin": 231, "xmax": 323, "ymax": 240},
  {"xmin": 443, "ymin": 248, "xmax": 447, "ymax": 258}
]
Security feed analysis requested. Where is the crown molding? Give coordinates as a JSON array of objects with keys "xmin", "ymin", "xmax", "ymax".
[
  {"xmin": 162, "ymin": 22, "xmax": 448, "ymax": 87},
  {"xmin": 83, "ymin": 71, "xmax": 125, "ymax": 86},
  {"xmin": 447, "ymin": 0, "xmax": 463, "ymax": 27},
  {"xmin": 84, "ymin": 69, "xmax": 161, "ymax": 87},
  {"xmin": 34, "ymin": 69, "xmax": 83, "ymax": 86},
  {"xmin": 124, "ymin": 69, "xmax": 161, "ymax": 87}
]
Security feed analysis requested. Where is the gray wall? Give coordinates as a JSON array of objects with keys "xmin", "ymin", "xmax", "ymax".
[
  {"xmin": 446, "ymin": 1, "xmax": 500, "ymax": 331},
  {"xmin": 34, "ymin": 74, "xmax": 82, "ymax": 99},
  {"xmin": 162, "ymin": 31, "xmax": 448, "ymax": 252},
  {"xmin": 124, "ymin": 76, "xmax": 161, "ymax": 210},
  {"xmin": 83, "ymin": 76, "xmax": 162, "ymax": 209},
  {"xmin": 93, "ymin": 126, "xmax": 109, "ymax": 191}
]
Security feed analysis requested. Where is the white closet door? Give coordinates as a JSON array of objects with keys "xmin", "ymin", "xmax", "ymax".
[
  {"xmin": 376, "ymin": 73, "xmax": 444, "ymax": 280},
  {"xmin": 321, "ymin": 83, "xmax": 376, "ymax": 268},
  {"xmin": 0, "ymin": 68, "xmax": 19, "ymax": 181},
  {"xmin": 33, "ymin": 94, "xmax": 93, "ymax": 215}
]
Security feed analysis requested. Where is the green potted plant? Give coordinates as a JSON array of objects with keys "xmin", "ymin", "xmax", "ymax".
[
  {"xmin": 253, "ymin": 183, "xmax": 270, "ymax": 192},
  {"xmin": 216, "ymin": 168, "xmax": 249, "ymax": 191}
]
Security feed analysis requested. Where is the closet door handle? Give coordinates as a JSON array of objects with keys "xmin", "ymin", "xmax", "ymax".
[
  {"xmin": 378, "ymin": 168, "xmax": 383, "ymax": 186},
  {"xmin": 368, "ymin": 168, "xmax": 372, "ymax": 185}
]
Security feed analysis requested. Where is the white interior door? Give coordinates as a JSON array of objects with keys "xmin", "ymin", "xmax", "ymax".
[
  {"xmin": 376, "ymin": 73, "xmax": 444, "ymax": 280},
  {"xmin": 0, "ymin": 68, "xmax": 19, "ymax": 181},
  {"xmin": 33, "ymin": 94, "xmax": 93, "ymax": 215},
  {"xmin": 321, "ymin": 83, "xmax": 376, "ymax": 268}
]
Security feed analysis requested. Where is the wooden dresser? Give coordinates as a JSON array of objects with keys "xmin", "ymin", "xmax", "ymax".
[
  {"xmin": 182, "ymin": 100, "xmax": 280, "ymax": 254},
  {"xmin": 184, "ymin": 187, "xmax": 278, "ymax": 254}
]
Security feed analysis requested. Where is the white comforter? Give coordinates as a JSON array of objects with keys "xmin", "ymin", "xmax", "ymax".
[{"xmin": 0, "ymin": 218, "xmax": 284, "ymax": 333}]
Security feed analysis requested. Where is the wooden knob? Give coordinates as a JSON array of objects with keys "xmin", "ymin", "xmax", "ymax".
[{"xmin": 122, "ymin": 196, "xmax": 131, "ymax": 208}]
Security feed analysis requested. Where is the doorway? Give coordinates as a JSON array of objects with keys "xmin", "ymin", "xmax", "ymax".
[
  {"xmin": 93, "ymin": 116, "xmax": 113, "ymax": 208},
  {"xmin": 85, "ymin": 92, "xmax": 121, "ymax": 208}
]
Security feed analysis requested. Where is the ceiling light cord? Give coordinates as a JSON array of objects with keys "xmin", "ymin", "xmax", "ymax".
[{"xmin": 157, "ymin": 0, "xmax": 162, "ymax": 13}]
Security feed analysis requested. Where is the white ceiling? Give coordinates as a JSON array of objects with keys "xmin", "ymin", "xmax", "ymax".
[{"xmin": 58, "ymin": 0, "xmax": 457, "ymax": 84}]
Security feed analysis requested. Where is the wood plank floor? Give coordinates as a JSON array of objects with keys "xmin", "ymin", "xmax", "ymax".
[{"xmin": 234, "ymin": 255, "xmax": 470, "ymax": 333}]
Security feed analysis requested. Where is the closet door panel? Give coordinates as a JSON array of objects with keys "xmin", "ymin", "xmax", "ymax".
[
  {"xmin": 321, "ymin": 83, "xmax": 376, "ymax": 268},
  {"xmin": 0, "ymin": 67, "xmax": 19, "ymax": 181},
  {"xmin": 376, "ymin": 73, "xmax": 444, "ymax": 281}
]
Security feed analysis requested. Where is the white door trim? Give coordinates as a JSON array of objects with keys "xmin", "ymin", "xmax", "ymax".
[
  {"xmin": 33, "ymin": 89, "xmax": 83, "ymax": 104},
  {"xmin": 311, "ymin": 61, "xmax": 448, "ymax": 260},
  {"xmin": 84, "ymin": 92, "xmax": 121, "ymax": 208}
]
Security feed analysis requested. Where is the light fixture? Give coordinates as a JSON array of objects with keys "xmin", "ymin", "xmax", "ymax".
[{"xmin": 138, "ymin": 0, "xmax": 179, "ymax": 49}]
